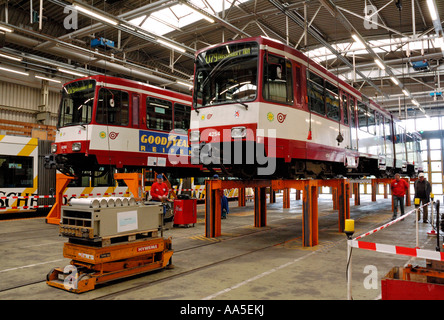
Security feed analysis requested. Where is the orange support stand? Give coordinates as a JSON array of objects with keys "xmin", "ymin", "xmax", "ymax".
[
  {"xmin": 205, "ymin": 179, "xmax": 270, "ymax": 238},
  {"xmin": 254, "ymin": 187, "xmax": 267, "ymax": 227},
  {"xmin": 372, "ymin": 177, "xmax": 410, "ymax": 208},
  {"xmin": 302, "ymin": 180, "xmax": 319, "ymax": 247},
  {"xmin": 283, "ymin": 188, "xmax": 290, "ymax": 208},
  {"xmin": 238, "ymin": 187, "xmax": 246, "ymax": 207},
  {"xmin": 272, "ymin": 179, "xmax": 350, "ymax": 246},
  {"xmin": 353, "ymin": 182, "xmax": 360, "ymax": 206},
  {"xmin": 403, "ymin": 177, "xmax": 411, "ymax": 206},
  {"xmin": 205, "ymin": 179, "xmax": 221, "ymax": 238},
  {"xmin": 46, "ymin": 173, "xmax": 75, "ymax": 225},
  {"xmin": 114, "ymin": 173, "xmax": 143, "ymax": 200}
]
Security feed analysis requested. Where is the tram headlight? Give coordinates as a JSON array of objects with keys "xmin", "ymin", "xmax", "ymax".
[
  {"xmin": 190, "ymin": 130, "xmax": 200, "ymax": 142},
  {"xmin": 231, "ymin": 127, "xmax": 247, "ymax": 139},
  {"xmin": 51, "ymin": 143, "xmax": 57, "ymax": 153},
  {"xmin": 72, "ymin": 142, "xmax": 82, "ymax": 152}
]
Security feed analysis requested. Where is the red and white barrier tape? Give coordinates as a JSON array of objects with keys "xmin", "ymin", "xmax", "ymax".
[
  {"xmin": 350, "ymin": 201, "xmax": 442, "ymax": 261},
  {"xmin": 0, "ymin": 205, "xmax": 52, "ymax": 210},
  {"xmin": 353, "ymin": 202, "xmax": 431, "ymax": 241},
  {"xmin": 350, "ymin": 240, "xmax": 444, "ymax": 262},
  {"xmin": 0, "ymin": 187, "xmax": 206, "ymax": 200}
]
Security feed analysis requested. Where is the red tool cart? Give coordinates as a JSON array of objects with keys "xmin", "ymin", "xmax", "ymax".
[{"xmin": 173, "ymin": 198, "xmax": 197, "ymax": 227}]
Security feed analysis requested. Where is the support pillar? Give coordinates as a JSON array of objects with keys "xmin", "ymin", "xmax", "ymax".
[
  {"xmin": 353, "ymin": 182, "xmax": 360, "ymax": 206},
  {"xmin": 296, "ymin": 190, "xmax": 301, "ymax": 200},
  {"xmin": 338, "ymin": 180, "xmax": 350, "ymax": 232},
  {"xmin": 238, "ymin": 187, "xmax": 246, "ymax": 207},
  {"xmin": 254, "ymin": 187, "xmax": 267, "ymax": 227},
  {"xmin": 302, "ymin": 181, "xmax": 318, "ymax": 247},
  {"xmin": 205, "ymin": 179, "xmax": 221, "ymax": 238},
  {"xmin": 332, "ymin": 188, "xmax": 338, "ymax": 210},
  {"xmin": 371, "ymin": 179, "xmax": 377, "ymax": 202},
  {"xmin": 404, "ymin": 178, "xmax": 411, "ymax": 206},
  {"xmin": 283, "ymin": 188, "xmax": 290, "ymax": 208}
]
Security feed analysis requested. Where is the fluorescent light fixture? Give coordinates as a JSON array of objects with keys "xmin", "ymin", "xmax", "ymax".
[
  {"xmin": 0, "ymin": 53, "xmax": 22, "ymax": 61},
  {"xmin": 351, "ymin": 34, "xmax": 365, "ymax": 47},
  {"xmin": 182, "ymin": 3, "xmax": 215, "ymax": 23},
  {"xmin": 402, "ymin": 89, "xmax": 410, "ymax": 96},
  {"xmin": 192, "ymin": 10, "xmax": 214, "ymax": 23},
  {"xmin": 121, "ymin": 24, "xmax": 136, "ymax": 31},
  {"xmin": 390, "ymin": 76, "xmax": 399, "ymax": 85},
  {"xmin": 73, "ymin": 4, "xmax": 118, "ymax": 26},
  {"xmin": 35, "ymin": 75, "xmax": 61, "ymax": 83},
  {"xmin": 58, "ymin": 67, "xmax": 87, "ymax": 77},
  {"xmin": 157, "ymin": 39, "xmax": 186, "ymax": 53},
  {"xmin": 427, "ymin": 0, "xmax": 438, "ymax": 20},
  {"xmin": 412, "ymin": 99, "xmax": 419, "ymax": 106},
  {"xmin": 0, "ymin": 66, "xmax": 29, "ymax": 76},
  {"xmin": 177, "ymin": 80, "xmax": 193, "ymax": 88},
  {"xmin": 374, "ymin": 58, "xmax": 386, "ymax": 70},
  {"xmin": 0, "ymin": 25, "xmax": 13, "ymax": 33}
]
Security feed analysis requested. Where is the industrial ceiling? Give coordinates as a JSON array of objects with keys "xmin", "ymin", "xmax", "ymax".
[{"xmin": 0, "ymin": 0, "xmax": 443, "ymax": 119}]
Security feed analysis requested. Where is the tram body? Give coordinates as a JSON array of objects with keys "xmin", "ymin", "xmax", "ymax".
[
  {"xmin": 189, "ymin": 36, "xmax": 422, "ymax": 178},
  {"xmin": 47, "ymin": 75, "xmax": 199, "ymax": 177}
]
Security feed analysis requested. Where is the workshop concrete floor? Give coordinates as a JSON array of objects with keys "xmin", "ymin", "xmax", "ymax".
[{"xmin": 0, "ymin": 193, "xmax": 439, "ymax": 301}]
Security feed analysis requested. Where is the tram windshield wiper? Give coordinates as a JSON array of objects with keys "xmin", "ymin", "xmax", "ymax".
[{"xmin": 234, "ymin": 100, "xmax": 248, "ymax": 110}]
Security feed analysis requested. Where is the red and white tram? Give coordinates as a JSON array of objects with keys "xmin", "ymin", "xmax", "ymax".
[
  {"xmin": 189, "ymin": 36, "xmax": 422, "ymax": 178},
  {"xmin": 47, "ymin": 75, "xmax": 200, "ymax": 178}
]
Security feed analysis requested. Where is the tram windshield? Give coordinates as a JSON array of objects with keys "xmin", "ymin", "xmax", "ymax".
[
  {"xmin": 58, "ymin": 79, "xmax": 95, "ymax": 128},
  {"xmin": 194, "ymin": 42, "xmax": 258, "ymax": 109}
]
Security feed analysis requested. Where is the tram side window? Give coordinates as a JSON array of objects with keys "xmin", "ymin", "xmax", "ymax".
[
  {"xmin": 349, "ymin": 97, "xmax": 355, "ymax": 127},
  {"xmin": 263, "ymin": 54, "xmax": 293, "ymax": 104},
  {"xmin": 174, "ymin": 103, "xmax": 191, "ymax": 131},
  {"xmin": 325, "ymin": 81, "xmax": 340, "ymax": 121},
  {"xmin": 147, "ymin": 97, "xmax": 172, "ymax": 131},
  {"xmin": 368, "ymin": 109, "xmax": 376, "ymax": 135},
  {"xmin": 96, "ymin": 89, "xmax": 129, "ymax": 126},
  {"xmin": 307, "ymin": 71, "xmax": 325, "ymax": 115},
  {"xmin": 357, "ymin": 101, "xmax": 368, "ymax": 131},
  {"xmin": 342, "ymin": 94, "xmax": 349, "ymax": 125},
  {"xmin": 0, "ymin": 155, "xmax": 33, "ymax": 188}
]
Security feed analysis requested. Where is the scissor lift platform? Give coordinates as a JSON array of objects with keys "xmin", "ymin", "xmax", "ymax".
[{"xmin": 46, "ymin": 237, "xmax": 173, "ymax": 293}]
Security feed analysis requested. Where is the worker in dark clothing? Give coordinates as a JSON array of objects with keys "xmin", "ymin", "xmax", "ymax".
[
  {"xmin": 414, "ymin": 172, "xmax": 431, "ymax": 223},
  {"xmin": 220, "ymin": 189, "xmax": 229, "ymax": 219}
]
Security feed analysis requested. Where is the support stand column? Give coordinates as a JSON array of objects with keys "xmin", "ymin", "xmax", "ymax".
[
  {"xmin": 302, "ymin": 180, "xmax": 318, "ymax": 247},
  {"xmin": 46, "ymin": 173, "xmax": 75, "ymax": 225},
  {"xmin": 254, "ymin": 187, "xmax": 267, "ymax": 227},
  {"xmin": 205, "ymin": 179, "xmax": 221, "ymax": 238}
]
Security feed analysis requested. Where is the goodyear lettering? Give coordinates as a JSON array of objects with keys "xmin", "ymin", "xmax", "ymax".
[{"xmin": 139, "ymin": 130, "xmax": 189, "ymax": 156}]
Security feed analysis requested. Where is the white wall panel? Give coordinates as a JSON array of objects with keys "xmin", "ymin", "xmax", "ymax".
[{"xmin": 0, "ymin": 80, "xmax": 60, "ymax": 127}]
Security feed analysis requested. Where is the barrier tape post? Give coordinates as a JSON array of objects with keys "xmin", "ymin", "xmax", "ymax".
[
  {"xmin": 416, "ymin": 208, "xmax": 419, "ymax": 248},
  {"xmin": 345, "ymin": 201, "xmax": 440, "ymax": 300},
  {"xmin": 347, "ymin": 238, "xmax": 352, "ymax": 300}
]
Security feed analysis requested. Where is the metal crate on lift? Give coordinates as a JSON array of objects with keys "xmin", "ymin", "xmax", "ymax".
[{"xmin": 59, "ymin": 198, "xmax": 163, "ymax": 244}]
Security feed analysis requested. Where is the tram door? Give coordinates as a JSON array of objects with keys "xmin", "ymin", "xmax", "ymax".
[{"xmin": 343, "ymin": 94, "xmax": 358, "ymax": 150}]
